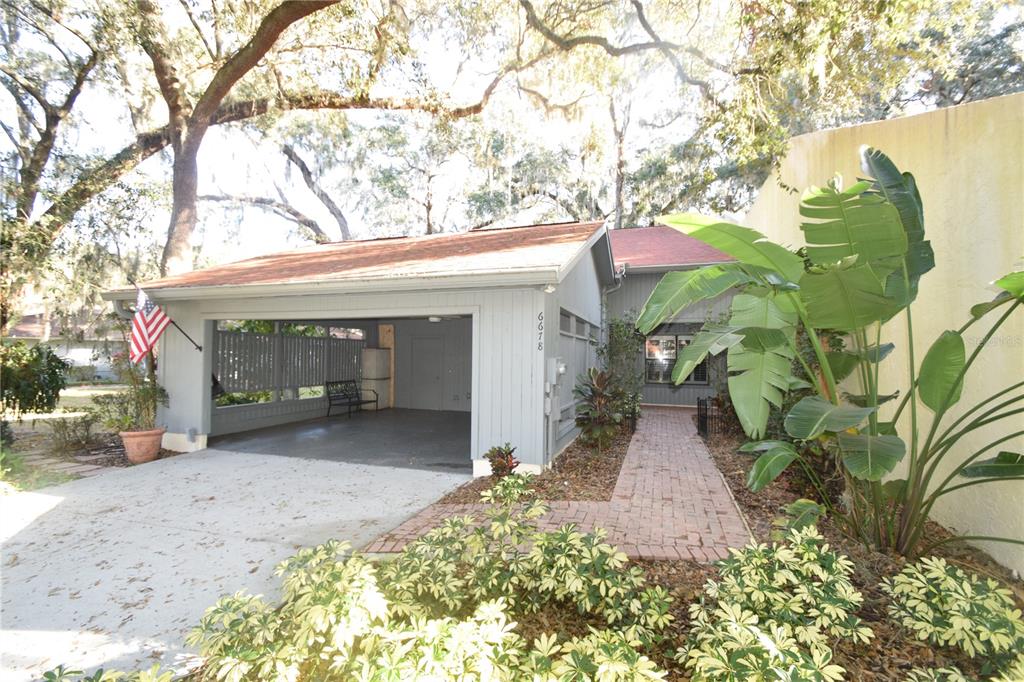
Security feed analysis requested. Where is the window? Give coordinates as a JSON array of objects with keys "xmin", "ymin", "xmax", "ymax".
[{"xmin": 645, "ymin": 334, "xmax": 708, "ymax": 384}]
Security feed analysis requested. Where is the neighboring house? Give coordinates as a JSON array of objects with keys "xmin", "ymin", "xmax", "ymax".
[
  {"xmin": 606, "ymin": 226, "xmax": 733, "ymax": 407},
  {"xmin": 6, "ymin": 313, "xmax": 126, "ymax": 381},
  {"xmin": 102, "ymin": 220, "xmax": 733, "ymax": 474}
]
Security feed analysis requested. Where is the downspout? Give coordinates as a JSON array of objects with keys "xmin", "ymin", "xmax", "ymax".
[{"xmin": 600, "ymin": 263, "xmax": 628, "ymax": 349}]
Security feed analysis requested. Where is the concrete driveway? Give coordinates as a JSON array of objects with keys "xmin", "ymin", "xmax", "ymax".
[{"xmin": 0, "ymin": 448, "xmax": 469, "ymax": 680}]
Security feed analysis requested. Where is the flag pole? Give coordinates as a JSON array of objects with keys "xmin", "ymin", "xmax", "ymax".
[{"xmin": 126, "ymin": 277, "xmax": 202, "ymax": 353}]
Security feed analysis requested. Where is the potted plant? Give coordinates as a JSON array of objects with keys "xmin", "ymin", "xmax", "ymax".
[{"xmin": 93, "ymin": 350, "xmax": 168, "ymax": 464}]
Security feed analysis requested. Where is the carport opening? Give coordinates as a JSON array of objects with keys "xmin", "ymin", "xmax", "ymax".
[{"xmin": 207, "ymin": 316, "xmax": 472, "ymax": 473}]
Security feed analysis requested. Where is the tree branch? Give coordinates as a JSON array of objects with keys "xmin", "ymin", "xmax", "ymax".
[
  {"xmin": 628, "ymin": 0, "xmax": 720, "ymax": 108},
  {"xmin": 281, "ymin": 144, "xmax": 350, "ymax": 240},
  {"xmin": 135, "ymin": 0, "xmax": 191, "ymax": 148},
  {"xmin": 0, "ymin": 64, "xmax": 53, "ymax": 114},
  {"xmin": 176, "ymin": 0, "xmax": 216, "ymax": 61},
  {"xmin": 198, "ymin": 193, "xmax": 329, "ymax": 242},
  {"xmin": 186, "ymin": 0, "xmax": 337, "ymax": 151}
]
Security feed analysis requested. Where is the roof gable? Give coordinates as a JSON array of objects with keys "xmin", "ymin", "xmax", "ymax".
[
  {"xmin": 608, "ymin": 225, "xmax": 732, "ymax": 270},
  {"xmin": 119, "ymin": 221, "xmax": 606, "ymax": 298}
]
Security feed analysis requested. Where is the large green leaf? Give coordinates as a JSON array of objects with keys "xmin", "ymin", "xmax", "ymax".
[
  {"xmin": 826, "ymin": 344, "xmax": 895, "ymax": 383},
  {"xmin": 657, "ymin": 213, "xmax": 805, "ymax": 284},
  {"xmin": 724, "ymin": 294, "xmax": 798, "ymax": 439},
  {"xmin": 728, "ymin": 346, "xmax": 795, "ymax": 440},
  {"xmin": 799, "ymin": 179, "xmax": 908, "ymax": 271},
  {"xmin": 670, "ymin": 325, "xmax": 744, "ymax": 383},
  {"xmin": 636, "ymin": 265, "xmax": 750, "ymax": 334},
  {"xmin": 784, "ymin": 396, "xmax": 876, "ymax": 439},
  {"xmin": 826, "ymin": 351, "xmax": 861, "ymax": 382},
  {"xmin": 737, "ymin": 327, "xmax": 789, "ymax": 352},
  {"xmin": 961, "ymin": 451, "xmax": 1024, "ymax": 478},
  {"xmin": 800, "ymin": 261, "xmax": 896, "ymax": 331},
  {"xmin": 918, "ymin": 330, "xmax": 965, "ymax": 412},
  {"xmin": 746, "ymin": 442, "xmax": 799, "ymax": 491},
  {"xmin": 837, "ymin": 433, "xmax": 906, "ymax": 480},
  {"xmin": 860, "ymin": 147, "xmax": 935, "ymax": 307},
  {"xmin": 970, "ymin": 291, "xmax": 1013, "ymax": 319},
  {"xmin": 995, "ymin": 271, "xmax": 1024, "ymax": 299}
]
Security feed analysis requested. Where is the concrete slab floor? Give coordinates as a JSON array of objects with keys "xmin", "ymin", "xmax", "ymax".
[
  {"xmin": 0, "ymin": 448, "xmax": 469, "ymax": 680},
  {"xmin": 210, "ymin": 408, "xmax": 472, "ymax": 472}
]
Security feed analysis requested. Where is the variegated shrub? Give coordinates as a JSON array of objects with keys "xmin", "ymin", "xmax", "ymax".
[
  {"xmin": 883, "ymin": 557, "xmax": 1024, "ymax": 664},
  {"xmin": 680, "ymin": 526, "xmax": 871, "ymax": 681}
]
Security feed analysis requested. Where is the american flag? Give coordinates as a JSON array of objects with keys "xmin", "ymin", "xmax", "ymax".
[{"xmin": 129, "ymin": 288, "xmax": 171, "ymax": 364}]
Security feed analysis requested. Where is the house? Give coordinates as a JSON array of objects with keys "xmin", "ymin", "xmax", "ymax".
[
  {"xmin": 6, "ymin": 312, "xmax": 126, "ymax": 381},
  {"xmin": 102, "ymin": 220, "xmax": 731, "ymax": 474},
  {"xmin": 606, "ymin": 225, "xmax": 732, "ymax": 406}
]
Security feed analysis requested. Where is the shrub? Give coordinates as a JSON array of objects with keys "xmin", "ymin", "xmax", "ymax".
[
  {"xmin": 882, "ymin": 557, "xmax": 1024, "ymax": 663},
  {"xmin": 680, "ymin": 527, "xmax": 870, "ymax": 681},
  {"xmin": 48, "ymin": 475, "xmax": 673, "ymax": 681},
  {"xmin": 48, "ymin": 412, "xmax": 99, "ymax": 452},
  {"xmin": 574, "ymin": 368, "xmax": 623, "ymax": 454},
  {"xmin": 0, "ymin": 341, "xmax": 69, "ymax": 420},
  {"xmin": 183, "ymin": 473, "xmax": 670, "ymax": 681},
  {"xmin": 682, "ymin": 602, "xmax": 846, "ymax": 681},
  {"xmin": 484, "ymin": 442, "xmax": 519, "ymax": 478}
]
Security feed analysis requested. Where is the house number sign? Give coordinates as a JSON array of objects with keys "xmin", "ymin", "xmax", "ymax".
[{"xmin": 537, "ymin": 312, "xmax": 544, "ymax": 351}]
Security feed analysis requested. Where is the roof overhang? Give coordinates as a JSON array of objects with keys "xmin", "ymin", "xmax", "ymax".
[
  {"xmin": 101, "ymin": 267, "xmax": 567, "ymax": 303},
  {"xmin": 620, "ymin": 260, "xmax": 733, "ymax": 274}
]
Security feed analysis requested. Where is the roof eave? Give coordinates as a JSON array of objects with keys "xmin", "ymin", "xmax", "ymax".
[
  {"xmin": 101, "ymin": 268, "xmax": 562, "ymax": 302},
  {"xmin": 618, "ymin": 260, "xmax": 734, "ymax": 274}
]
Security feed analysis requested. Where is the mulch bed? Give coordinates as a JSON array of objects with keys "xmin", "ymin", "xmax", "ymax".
[
  {"xmin": 437, "ymin": 431, "xmax": 631, "ymax": 504},
  {"xmin": 506, "ymin": 421, "xmax": 1024, "ymax": 680}
]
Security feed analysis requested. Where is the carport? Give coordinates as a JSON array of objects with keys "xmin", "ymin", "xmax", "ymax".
[
  {"xmin": 206, "ymin": 314, "xmax": 473, "ymax": 470},
  {"xmin": 102, "ymin": 221, "xmax": 615, "ymax": 475}
]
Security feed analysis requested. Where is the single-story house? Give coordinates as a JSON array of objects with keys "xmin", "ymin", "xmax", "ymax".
[
  {"xmin": 103, "ymin": 221, "xmax": 731, "ymax": 475},
  {"xmin": 6, "ymin": 313, "xmax": 126, "ymax": 381}
]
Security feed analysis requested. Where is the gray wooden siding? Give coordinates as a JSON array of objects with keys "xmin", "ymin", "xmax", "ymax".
[
  {"xmin": 545, "ymin": 251, "xmax": 605, "ymax": 455},
  {"xmin": 557, "ymin": 250, "xmax": 603, "ymax": 324},
  {"xmin": 157, "ymin": 287, "xmax": 548, "ymax": 466},
  {"xmin": 387, "ymin": 317, "xmax": 472, "ymax": 412},
  {"xmin": 606, "ymin": 269, "xmax": 731, "ymax": 407}
]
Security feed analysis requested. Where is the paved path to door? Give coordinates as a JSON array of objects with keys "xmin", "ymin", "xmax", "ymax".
[{"xmin": 366, "ymin": 407, "xmax": 751, "ymax": 561}]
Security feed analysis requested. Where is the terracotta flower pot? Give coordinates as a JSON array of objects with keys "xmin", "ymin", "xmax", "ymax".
[{"xmin": 119, "ymin": 427, "xmax": 166, "ymax": 464}]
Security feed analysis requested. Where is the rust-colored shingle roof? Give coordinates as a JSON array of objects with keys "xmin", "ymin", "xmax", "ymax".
[
  {"xmin": 134, "ymin": 221, "xmax": 604, "ymax": 292},
  {"xmin": 608, "ymin": 225, "xmax": 732, "ymax": 270}
]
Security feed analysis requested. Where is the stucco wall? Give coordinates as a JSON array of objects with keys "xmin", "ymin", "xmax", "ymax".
[{"xmin": 745, "ymin": 93, "xmax": 1024, "ymax": 573}]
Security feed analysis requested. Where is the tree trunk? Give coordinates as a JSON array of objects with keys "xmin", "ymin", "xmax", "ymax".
[{"xmin": 161, "ymin": 141, "xmax": 201, "ymax": 275}]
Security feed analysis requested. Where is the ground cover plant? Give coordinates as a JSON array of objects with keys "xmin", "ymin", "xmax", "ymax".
[
  {"xmin": 638, "ymin": 146, "xmax": 1024, "ymax": 559},
  {"xmin": 705, "ymin": 428, "xmax": 1024, "ymax": 680}
]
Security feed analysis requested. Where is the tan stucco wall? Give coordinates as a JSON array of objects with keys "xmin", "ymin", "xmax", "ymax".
[{"xmin": 744, "ymin": 93, "xmax": 1024, "ymax": 573}]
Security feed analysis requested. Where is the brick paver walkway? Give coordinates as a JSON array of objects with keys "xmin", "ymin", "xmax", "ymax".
[{"xmin": 365, "ymin": 407, "xmax": 751, "ymax": 562}]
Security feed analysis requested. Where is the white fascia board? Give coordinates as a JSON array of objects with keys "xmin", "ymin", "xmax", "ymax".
[
  {"xmin": 555, "ymin": 221, "xmax": 611, "ymax": 283},
  {"xmin": 624, "ymin": 261, "xmax": 733, "ymax": 274},
  {"xmin": 101, "ymin": 268, "xmax": 561, "ymax": 302}
]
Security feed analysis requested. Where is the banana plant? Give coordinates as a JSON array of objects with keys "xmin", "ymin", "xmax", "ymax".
[{"xmin": 637, "ymin": 146, "xmax": 1024, "ymax": 557}]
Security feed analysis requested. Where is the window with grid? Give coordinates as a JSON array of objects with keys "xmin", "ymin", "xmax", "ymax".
[{"xmin": 644, "ymin": 334, "xmax": 708, "ymax": 385}]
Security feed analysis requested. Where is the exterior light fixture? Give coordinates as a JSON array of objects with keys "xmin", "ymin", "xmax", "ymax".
[{"xmin": 427, "ymin": 316, "xmax": 442, "ymax": 323}]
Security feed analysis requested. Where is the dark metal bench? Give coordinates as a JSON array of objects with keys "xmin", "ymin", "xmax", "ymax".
[{"xmin": 326, "ymin": 380, "xmax": 378, "ymax": 417}]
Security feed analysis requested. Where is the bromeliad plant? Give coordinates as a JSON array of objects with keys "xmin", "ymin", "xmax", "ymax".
[
  {"xmin": 574, "ymin": 368, "xmax": 624, "ymax": 454},
  {"xmin": 637, "ymin": 146, "xmax": 1024, "ymax": 558}
]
